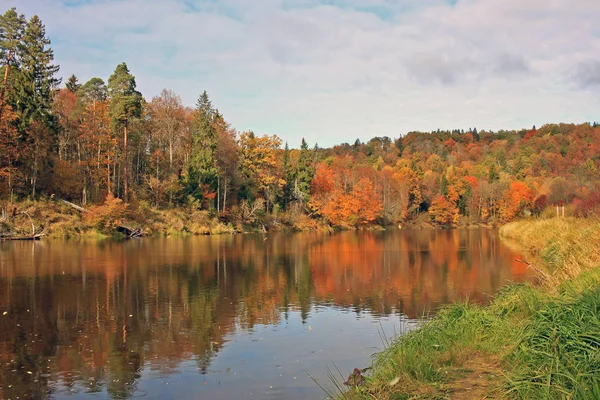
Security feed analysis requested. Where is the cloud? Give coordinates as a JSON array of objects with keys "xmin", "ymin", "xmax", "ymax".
[
  {"xmin": 573, "ymin": 60, "xmax": 600, "ymax": 88},
  {"xmin": 10, "ymin": 0, "xmax": 600, "ymax": 146}
]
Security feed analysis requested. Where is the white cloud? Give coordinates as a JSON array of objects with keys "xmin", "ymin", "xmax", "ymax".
[{"xmin": 10, "ymin": 0, "xmax": 600, "ymax": 146}]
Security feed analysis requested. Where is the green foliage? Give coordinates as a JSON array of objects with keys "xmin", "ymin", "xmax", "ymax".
[
  {"xmin": 296, "ymin": 138, "xmax": 314, "ymax": 200},
  {"xmin": 79, "ymin": 77, "xmax": 107, "ymax": 103},
  {"xmin": 65, "ymin": 74, "xmax": 80, "ymax": 92},
  {"xmin": 107, "ymin": 62, "xmax": 142, "ymax": 126},
  {"xmin": 187, "ymin": 90, "xmax": 218, "ymax": 204}
]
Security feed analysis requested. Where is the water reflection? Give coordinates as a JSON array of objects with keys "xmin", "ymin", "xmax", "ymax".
[{"xmin": 0, "ymin": 229, "xmax": 529, "ymax": 399}]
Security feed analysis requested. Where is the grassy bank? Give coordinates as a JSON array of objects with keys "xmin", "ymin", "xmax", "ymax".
[
  {"xmin": 0, "ymin": 199, "xmax": 237, "ymax": 239},
  {"xmin": 1, "ymin": 198, "xmax": 342, "ymax": 239},
  {"xmin": 338, "ymin": 218, "xmax": 600, "ymax": 399}
]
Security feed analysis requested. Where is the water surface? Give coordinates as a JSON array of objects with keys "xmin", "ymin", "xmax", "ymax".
[{"xmin": 0, "ymin": 229, "xmax": 530, "ymax": 399}]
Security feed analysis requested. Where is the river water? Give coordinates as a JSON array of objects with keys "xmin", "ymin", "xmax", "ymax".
[{"xmin": 0, "ymin": 229, "xmax": 530, "ymax": 399}]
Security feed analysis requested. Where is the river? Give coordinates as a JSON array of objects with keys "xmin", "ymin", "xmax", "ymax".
[{"xmin": 0, "ymin": 229, "xmax": 530, "ymax": 399}]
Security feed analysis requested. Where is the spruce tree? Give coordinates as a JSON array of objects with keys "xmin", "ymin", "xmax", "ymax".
[
  {"xmin": 0, "ymin": 7, "xmax": 25, "ymax": 122},
  {"xmin": 13, "ymin": 14, "xmax": 61, "ymax": 197},
  {"xmin": 65, "ymin": 74, "xmax": 80, "ymax": 93},
  {"xmin": 187, "ymin": 90, "xmax": 218, "ymax": 206},
  {"xmin": 295, "ymin": 138, "xmax": 314, "ymax": 201},
  {"xmin": 440, "ymin": 173, "xmax": 449, "ymax": 197},
  {"xmin": 17, "ymin": 15, "xmax": 61, "ymax": 126},
  {"xmin": 280, "ymin": 142, "xmax": 293, "ymax": 209}
]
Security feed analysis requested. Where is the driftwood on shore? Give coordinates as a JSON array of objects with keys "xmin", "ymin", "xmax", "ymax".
[
  {"xmin": 0, "ymin": 209, "xmax": 46, "ymax": 241},
  {"xmin": 116, "ymin": 225, "xmax": 144, "ymax": 238},
  {"xmin": 0, "ymin": 231, "xmax": 46, "ymax": 241}
]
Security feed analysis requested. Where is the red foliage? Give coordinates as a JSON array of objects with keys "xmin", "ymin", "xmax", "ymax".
[
  {"xmin": 575, "ymin": 192, "xmax": 600, "ymax": 217},
  {"xmin": 532, "ymin": 194, "xmax": 548, "ymax": 216}
]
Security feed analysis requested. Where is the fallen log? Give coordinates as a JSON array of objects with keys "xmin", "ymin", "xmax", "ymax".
[
  {"xmin": 0, "ymin": 231, "xmax": 45, "ymax": 241},
  {"xmin": 116, "ymin": 225, "xmax": 144, "ymax": 238},
  {"xmin": 61, "ymin": 199, "xmax": 90, "ymax": 213}
]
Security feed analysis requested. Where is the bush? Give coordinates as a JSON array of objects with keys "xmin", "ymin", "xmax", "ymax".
[
  {"xmin": 84, "ymin": 193, "xmax": 128, "ymax": 231},
  {"xmin": 575, "ymin": 191, "xmax": 600, "ymax": 217}
]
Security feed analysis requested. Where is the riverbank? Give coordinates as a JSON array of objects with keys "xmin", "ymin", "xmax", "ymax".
[
  {"xmin": 0, "ymin": 199, "xmax": 499, "ymax": 239},
  {"xmin": 338, "ymin": 217, "xmax": 600, "ymax": 399}
]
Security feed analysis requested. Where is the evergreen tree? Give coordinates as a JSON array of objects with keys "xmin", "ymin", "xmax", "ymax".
[
  {"xmin": 440, "ymin": 173, "xmax": 449, "ymax": 197},
  {"xmin": 488, "ymin": 163, "xmax": 499, "ymax": 182},
  {"xmin": 79, "ymin": 77, "xmax": 107, "ymax": 103},
  {"xmin": 280, "ymin": 142, "xmax": 293, "ymax": 209},
  {"xmin": 187, "ymin": 90, "xmax": 218, "ymax": 207},
  {"xmin": 0, "ymin": 7, "xmax": 25, "ymax": 122},
  {"xmin": 65, "ymin": 74, "xmax": 80, "ymax": 92},
  {"xmin": 10, "ymin": 14, "xmax": 61, "ymax": 197},
  {"xmin": 107, "ymin": 62, "xmax": 142, "ymax": 203},
  {"xmin": 16, "ymin": 15, "xmax": 61, "ymax": 127},
  {"xmin": 295, "ymin": 138, "xmax": 314, "ymax": 201}
]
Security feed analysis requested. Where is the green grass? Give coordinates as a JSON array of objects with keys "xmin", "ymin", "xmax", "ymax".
[
  {"xmin": 340, "ymin": 218, "xmax": 600, "ymax": 399},
  {"xmin": 506, "ymin": 286, "xmax": 600, "ymax": 399}
]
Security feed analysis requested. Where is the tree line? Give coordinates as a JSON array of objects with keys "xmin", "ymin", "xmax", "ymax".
[{"xmin": 1, "ymin": 7, "xmax": 599, "ymax": 229}]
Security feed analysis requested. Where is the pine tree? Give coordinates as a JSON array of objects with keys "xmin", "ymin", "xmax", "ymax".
[
  {"xmin": 65, "ymin": 74, "xmax": 80, "ymax": 93},
  {"xmin": 107, "ymin": 62, "xmax": 142, "ymax": 203},
  {"xmin": 80, "ymin": 77, "xmax": 107, "ymax": 104}
]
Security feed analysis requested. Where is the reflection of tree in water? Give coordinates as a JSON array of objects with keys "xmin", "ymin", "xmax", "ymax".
[
  {"xmin": 0, "ymin": 231, "xmax": 529, "ymax": 398},
  {"xmin": 106, "ymin": 350, "xmax": 142, "ymax": 398}
]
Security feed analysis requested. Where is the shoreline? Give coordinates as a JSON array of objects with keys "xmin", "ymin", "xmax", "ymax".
[
  {"xmin": 336, "ymin": 217, "xmax": 600, "ymax": 399},
  {"xmin": 0, "ymin": 199, "xmax": 501, "ymax": 241}
]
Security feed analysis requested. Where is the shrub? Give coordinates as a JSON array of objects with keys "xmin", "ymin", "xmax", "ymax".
[{"xmin": 84, "ymin": 193, "xmax": 128, "ymax": 231}]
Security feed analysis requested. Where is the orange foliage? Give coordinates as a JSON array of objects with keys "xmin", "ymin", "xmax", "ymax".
[
  {"xmin": 84, "ymin": 193, "xmax": 129, "ymax": 230},
  {"xmin": 429, "ymin": 195, "xmax": 459, "ymax": 225},
  {"xmin": 310, "ymin": 162, "xmax": 383, "ymax": 226},
  {"xmin": 500, "ymin": 182, "xmax": 534, "ymax": 221}
]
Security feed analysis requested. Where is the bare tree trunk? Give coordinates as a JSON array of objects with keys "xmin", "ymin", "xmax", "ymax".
[
  {"xmin": 223, "ymin": 179, "xmax": 227, "ymax": 211},
  {"xmin": 0, "ymin": 50, "xmax": 13, "ymax": 123},
  {"xmin": 123, "ymin": 119, "xmax": 129, "ymax": 203},
  {"xmin": 217, "ymin": 175, "xmax": 220, "ymax": 213},
  {"xmin": 107, "ymin": 155, "xmax": 111, "ymax": 194},
  {"xmin": 169, "ymin": 139, "xmax": 173, "ymax": 172}
]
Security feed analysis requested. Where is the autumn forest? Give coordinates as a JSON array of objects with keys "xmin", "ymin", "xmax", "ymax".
[{"xmin": 1, "ymin": 8, "xmax": 599, "ymax": 234}]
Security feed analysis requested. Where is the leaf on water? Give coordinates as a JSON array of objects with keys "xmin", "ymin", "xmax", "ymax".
[
  {"xmin": 388, "ymin": 377, "xmax": 400, "ymax": 386},
  {"xmin": 2, "ymin": 311, "xmax": 7, "ymax": 315},
  {"xmin": 308, "ymin": 326, "xmax": 312, "ymax": 332}
]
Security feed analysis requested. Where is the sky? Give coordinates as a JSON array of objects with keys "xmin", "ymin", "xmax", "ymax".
[{"xmin": 5, "ymin": 0, "xmax": 600, "ymax": 147}]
